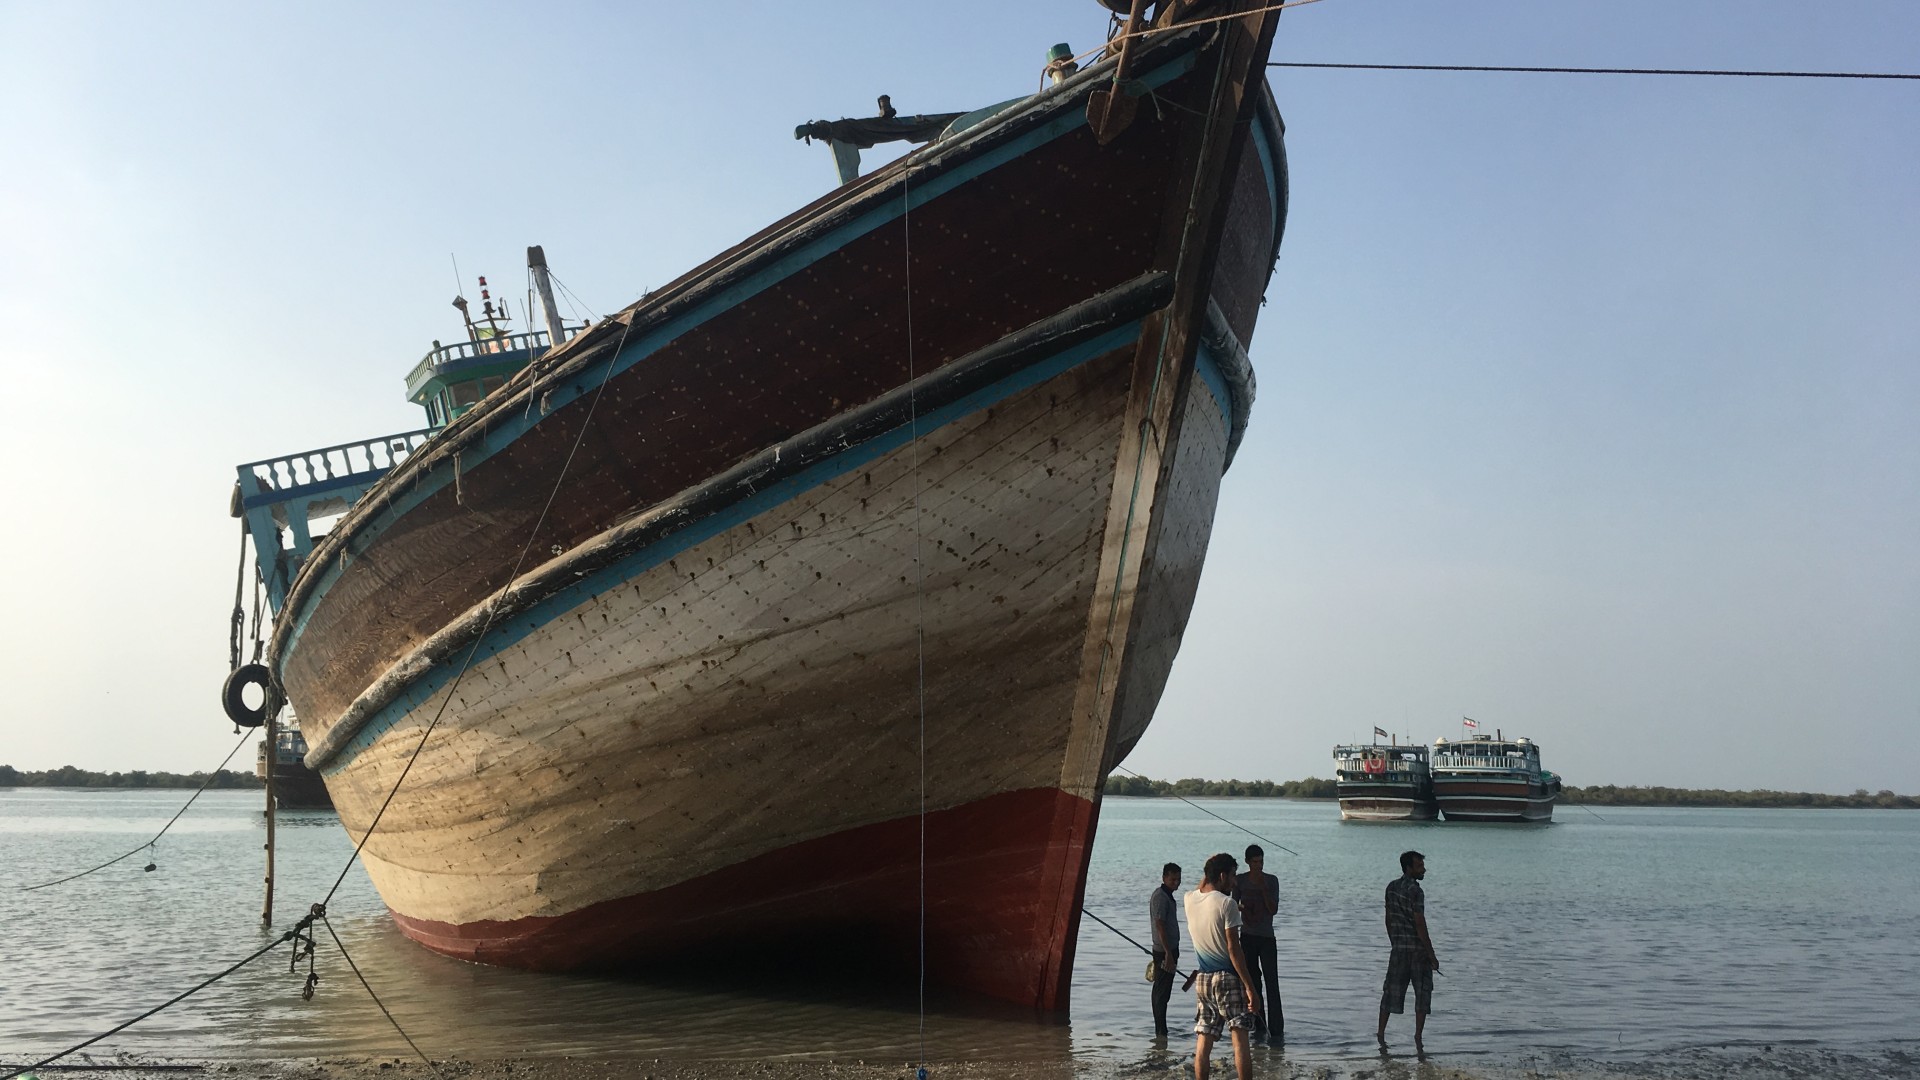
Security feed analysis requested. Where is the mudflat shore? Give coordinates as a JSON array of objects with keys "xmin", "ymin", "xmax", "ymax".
[{"xmin": 13, "ymin": 1044, "xmax": 1918, "ymax": 1080}]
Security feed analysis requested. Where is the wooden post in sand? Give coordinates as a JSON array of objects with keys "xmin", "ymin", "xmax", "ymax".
[{"xmin": 261, "ymin": 691, "xmax": 278, "ymax": 926}]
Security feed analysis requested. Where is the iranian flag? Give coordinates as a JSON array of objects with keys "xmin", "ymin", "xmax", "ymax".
[{"xmin": 1462, "ymin": 717, "xmax": 1479, "ymax": 729}]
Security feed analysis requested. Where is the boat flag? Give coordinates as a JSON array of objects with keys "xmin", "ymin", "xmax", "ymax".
[
  {"xmin": 1462, "ymin": 716, "xmax": 1479, "ymax": 729},
  {"xmin": 1373, "ymin": 726, "xmax": 1390, "ymax": 738}
]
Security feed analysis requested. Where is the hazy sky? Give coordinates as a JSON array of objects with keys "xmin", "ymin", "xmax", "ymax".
[{"xmin": 1, "ymin": 2, "xmax": 1913, "ymax": 794}]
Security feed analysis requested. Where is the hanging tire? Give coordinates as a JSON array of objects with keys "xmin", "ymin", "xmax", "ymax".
[{"xmin": 223, "ymin": 663, "xmax": 273, "ymax": 728}]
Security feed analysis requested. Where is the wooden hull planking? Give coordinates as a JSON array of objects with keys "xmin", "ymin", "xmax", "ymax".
[
  {"xmin": 273, "ymin": 6, "xmax": 1285, "ymax": 1010},
  {"xmin": 1433, "ymin": 776, "xmax": 1557, "ymax": 822},
  {"xmin": 1337, "ymin": 781, "xmax": 1438, "ymax": 821}
]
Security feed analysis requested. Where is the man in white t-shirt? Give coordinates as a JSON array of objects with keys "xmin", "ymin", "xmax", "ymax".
[{"xmin": 1183, "ymin": 852, "xmax": 1262, "ymax": 1080}]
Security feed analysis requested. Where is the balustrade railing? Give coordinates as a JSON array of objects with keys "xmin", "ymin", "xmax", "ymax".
[
  {"xmin": 1433, "ymin": 754, "xmax": 1536, "ymax": 772},
  {"xmin": 238, "ymin": 429, "xmax": 435, "ymax": 502},
  {"xmin": 403, "ymin": 325, "xmax": 585, "ymax": 393}
]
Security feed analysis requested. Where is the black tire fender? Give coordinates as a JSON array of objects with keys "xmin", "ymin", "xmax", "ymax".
[{"xmin": 222, "ymin": 663, "xmax": 273, "ymax": 728}]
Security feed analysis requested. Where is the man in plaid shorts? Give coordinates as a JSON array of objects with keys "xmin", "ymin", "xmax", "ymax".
[
  {"xmin": 1377, "ymin": 850, "xmax": 1440, "ymax": 1048},
  {"xmin": 1183, "ymin": 852, "xmax": 1262, "ymax": 1080}
]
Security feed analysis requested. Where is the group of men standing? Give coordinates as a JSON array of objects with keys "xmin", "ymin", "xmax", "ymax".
[{"xmin": 1148, "ymin": 847, "xmax": 1439, "ymax": 1079}]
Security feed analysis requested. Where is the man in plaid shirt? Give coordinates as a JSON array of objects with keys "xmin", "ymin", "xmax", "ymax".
[{"xmin": 1377, "ymin": 850, "xmax": 1440, "ymax": 1047}]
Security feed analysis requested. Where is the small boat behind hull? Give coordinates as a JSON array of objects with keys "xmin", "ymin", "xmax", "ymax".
[{"xmin": 257, "ymin": 724, "xmax": 334, "ymax": 811}]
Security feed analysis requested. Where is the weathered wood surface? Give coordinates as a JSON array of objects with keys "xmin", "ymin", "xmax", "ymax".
[
  {"xmin": 273, "ymin": 4, "xmax": 1287, "ymax": 1010},
  {"xmin": 276, "ymin": 80, "xmax": 1187, "ymax": 736}
]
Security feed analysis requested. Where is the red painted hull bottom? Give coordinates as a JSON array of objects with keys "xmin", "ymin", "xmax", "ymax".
[{"xmin": 388, "ymin": 787, "xmax": 1099, "ymax": 1011}]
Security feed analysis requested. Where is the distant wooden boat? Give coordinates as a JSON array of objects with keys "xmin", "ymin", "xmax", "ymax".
[
  {"xmin": 1333, "ymin": 742, "xmax": 1436, "ymax": 821},
  {"xmin": 255, "ymin": 723, "xmax": 333, "ymax": 811},
  {"xmin": 228, "ymin": 0, "xmax": 1287, "ymax": 1011},
  {"xmin": 1431, "ymin": 735, "xmax": 1561, "ymax": 822}
]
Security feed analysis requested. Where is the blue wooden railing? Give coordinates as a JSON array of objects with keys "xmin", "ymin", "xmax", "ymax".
[
  {"xmin": 403, "ymin": 326, "xmax": 584, "ymax": 399},
  {"xmin": 237, "ymin": 429, "xmax": 435, "ymax": 613}
]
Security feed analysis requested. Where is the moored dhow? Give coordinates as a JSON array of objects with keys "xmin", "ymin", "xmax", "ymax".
[
  {"xmin": 224, "ymin": 2, "xmax": 1288, "ymax": 1012},
  {"xmin": 1333, "ymin": 739, "xmax": 1436, "ymax": 821},
  {"xmin": 256, "ymin": 720, "xmax": 333, "ymax": 811},
  {"xmin": 1431, "ymin": 734, "xmax": 1562, "ymax": 822}
]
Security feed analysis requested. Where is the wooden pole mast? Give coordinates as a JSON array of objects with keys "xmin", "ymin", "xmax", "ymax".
[{"xmin": 261, "ymin": 690, "xmax": 279, "ymax": 926}]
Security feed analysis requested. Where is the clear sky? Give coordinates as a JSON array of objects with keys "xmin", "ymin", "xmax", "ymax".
[{"xmin": 1, "ymin": 2, "xmax": 1913, "ymax": 794}]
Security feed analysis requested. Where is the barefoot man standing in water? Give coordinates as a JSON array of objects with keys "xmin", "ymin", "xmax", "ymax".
[
  {"xmin": 1187, "ymin": 852, "xmax": 1261, "ymax": 1080},
  {"xmin": 1377, "ymin": 850, "xmax": 1439, "ymax": 1048}
]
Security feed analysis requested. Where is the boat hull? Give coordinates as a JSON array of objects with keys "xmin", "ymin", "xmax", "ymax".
[
  {"xmin": 1337, "ymin": 782, "xmax": 1438, "ymax": 821},
  {"xmin": 319, "ymin": 337, "xmax": 1240, "ymax": 1009},
  {"xmin": 1432, "ymin": 775, "xmax": 1557, "ymax": 822},
  {"xmin": 272, "ymin": 8, "xmax": 1285, "ymax": 1011}
]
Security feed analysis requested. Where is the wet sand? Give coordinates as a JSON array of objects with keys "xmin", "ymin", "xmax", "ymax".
[{"xmin": 15, "ymin": 1045, "xmax": 1918, "ymax": 1080}]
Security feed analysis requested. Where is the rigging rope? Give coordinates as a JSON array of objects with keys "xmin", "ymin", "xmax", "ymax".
[
  {"xmin": 19, "ymin": 731, "xmax": 254, "ymax": 891},
  {"xmin": 1058, "ymin": 0, "xmax": 1328, "ymax": 74},
  {"xmin": 546, "ymin": 271, "xmax": 599, "ymax": 323},
  {"xmin": 902, "ymin": 153, "xmax": 931, "ymax": 1080},
  {"xmin": 1269, "ymin": 61, "xmax": 1920, "ymax": 80},
  {"xmin": 228, "ymin": 520, "xmax": 248, "ymax": 672}
]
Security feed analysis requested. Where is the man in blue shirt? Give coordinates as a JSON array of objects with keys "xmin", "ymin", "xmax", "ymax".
[
  {"xmin": 1377, "ymin": 850, "xmax": 1440, "ymax": 1047},
  {"xmin": 1149, "ymin": 861, "xmax": 1182, "ymax": 1038}
]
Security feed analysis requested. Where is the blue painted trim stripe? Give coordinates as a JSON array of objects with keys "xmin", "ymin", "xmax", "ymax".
[
  {"xmin": 1194, "ymin": 345, "xmax": 1232, "ymax": 424},
  {"xmin": 286, "ymin": 48, "xmax": 1203, "ymax": 660},
  {"xmin": 322, "ymin": 320, "xmax": 1148, "ymax": 775},
  {"xmin": 1249, "ymin": 118, "xmax": 1279, "ymax": 216}
]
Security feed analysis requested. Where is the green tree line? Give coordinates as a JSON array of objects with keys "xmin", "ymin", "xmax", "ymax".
[
  {"xmin": 0, "ymin": 765, "xmax": 261, "ymax": 789},
  {"xmin": 1103, "ymin": 774, "xmax": 1916, "ymax": 808},
  {"xmin": 1104, "ymin": 775, "xmax": 1339, "ymax": 798},
  {"xmin": 1560, "ymin": 784, "xmax": 1916, "ymax": 809}
]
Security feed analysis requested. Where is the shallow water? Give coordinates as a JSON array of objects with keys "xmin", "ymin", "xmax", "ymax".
[{"xmin": 3, "ymin": 789, "xmax": 1917, "ymax": 1072}]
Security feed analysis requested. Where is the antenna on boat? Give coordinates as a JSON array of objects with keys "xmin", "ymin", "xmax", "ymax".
[{"xmin": 527, "ymin": 245, "xmax": 568, "ymax": 345}]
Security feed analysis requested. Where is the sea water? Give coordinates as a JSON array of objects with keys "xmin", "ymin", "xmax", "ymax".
[{"xmin": 2, "ymin": 789, "xmax": 1917, "ymax": 1071}]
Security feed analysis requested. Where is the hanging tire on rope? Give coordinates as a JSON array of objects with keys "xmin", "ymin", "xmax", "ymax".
[{"xmin": 223, "ymin": 663, "xmax": 274, "ymax": 728}]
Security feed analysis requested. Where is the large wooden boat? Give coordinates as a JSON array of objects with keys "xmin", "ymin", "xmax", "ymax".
[
  {"xmin": 225, "ymin": 1, "xmax": 1288, "ymax": 1012},
  {"xmin": 1333, "ymin": 740, "xmax": 1436, "ymax": 821},
  {"xmin": 1431, "ymin": 735, "xmax": 1562, "ymax": 822}
]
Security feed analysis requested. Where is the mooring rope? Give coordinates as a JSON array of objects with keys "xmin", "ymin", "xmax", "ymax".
[
  {"xmin": 0, "ymin": 909, "xmax": 323, "ymax": 1080},
  {"xmin": 18, "ymin": 730, "xmax": 255, "ymax": 892},
  {"xmin": 323, "ymin": 312, "xmax": 640, "ymax": 906},
  {"xmin": 15, "ymin": 296, "xmax": 648, "ymax": 1076},
  {"xmin": 321, "ymin": 914, "xmax": 446, "ymax": 1079},
  {"xmin": 1112, "ymin": 767, "xmax": 1300, "ymax": 856}
]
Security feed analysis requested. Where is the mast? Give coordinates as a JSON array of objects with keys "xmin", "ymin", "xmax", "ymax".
[{"xmin": 527, "ymin": 245, "xmax": 568, "ymax": 345}]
